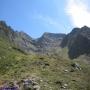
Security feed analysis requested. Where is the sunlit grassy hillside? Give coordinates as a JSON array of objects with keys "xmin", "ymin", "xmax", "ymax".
[{"xmin": 0, "ymin": 37, "xmax": 90, "ymax": 90}]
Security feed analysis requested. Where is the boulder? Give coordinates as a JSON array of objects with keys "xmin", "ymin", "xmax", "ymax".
[{"xmin": 71, "ymin": 62, "xmax": 81, "ymax": 70}]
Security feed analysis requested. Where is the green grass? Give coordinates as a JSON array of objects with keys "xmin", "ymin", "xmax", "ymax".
[{"xmin": 0, "ymin": 37, "xmax": 90, "ymax": 90}]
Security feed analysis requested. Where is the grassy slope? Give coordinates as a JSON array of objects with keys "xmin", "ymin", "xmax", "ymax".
[{"xmin": 0, "ymin": 37, "xmax": 90, "ymax": 90}]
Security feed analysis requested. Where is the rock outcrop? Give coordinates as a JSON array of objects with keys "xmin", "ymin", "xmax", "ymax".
[
  {"xmin": 36, "ymin": 32, "xmax": 65, "ymax": 53},
  {"xmin": 61, "ymin": 26, "xmax": 90, "ymax": 59}
]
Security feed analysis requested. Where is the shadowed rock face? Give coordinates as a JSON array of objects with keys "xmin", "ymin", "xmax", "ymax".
[
  {"xmin": 61, "ymin": 26, "xmax": 90, "ymax": 59},
  {"xmin": 0, "ymin": 21, "xmax": 65, "ymax": 54}
]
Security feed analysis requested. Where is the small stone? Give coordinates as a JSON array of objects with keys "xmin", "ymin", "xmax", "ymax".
[
  {"xmin": 71, "ymin": 62, "xmax": 81, "ymax": 70},
  {"xmin": 64, "ymin": 83, "xmax": 68, "ymax": 87},
  {"xmin": 43, "ymin": 85, "xmax": 47, "ymax": 87},
  {"xmin": 33, "ymin": 85, "xmax": 40, "ymax": 90},
  {"xmin": 64, "ymin": 69, "xmax": 69, "ymax": 72},
  {"xmin": 40, "ymin": 79, "xmax": 43, "ymax": 82}
]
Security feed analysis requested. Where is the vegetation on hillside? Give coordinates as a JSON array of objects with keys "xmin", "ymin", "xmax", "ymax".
[{"xmin": 0, "ymin": 37, "xmax": 90, "ymax": 90}]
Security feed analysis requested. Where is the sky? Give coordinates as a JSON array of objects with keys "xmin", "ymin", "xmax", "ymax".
[{"xmin": 0, "ymin": 0, "xmax": 90, "ymax": 38}]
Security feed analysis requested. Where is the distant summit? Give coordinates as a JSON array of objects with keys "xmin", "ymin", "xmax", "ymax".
[
  {"xmin": 36, "ymin": 32, "xmax": 66, "ymax": 53},
  {"xmin": 1, "ymin": 21, "xmax": 90, "ymax": 59},
  {"xmin": 61, "ymin": 26, "xmax": 90, "ymax": 59}
]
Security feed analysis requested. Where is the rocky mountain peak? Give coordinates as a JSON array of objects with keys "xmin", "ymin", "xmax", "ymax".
[
  {"xmin": 81, "ymin": 25, "xmax": 90, "ymax": 30},
  {"xmin": 42, "ymin": 32, "xmax": 66, "ymax": 39},
  {"xmin": 61, "ymin": 25, "xmax": 90, "ymax": 59},
  {"xmin": 1, "ymin": 21, "xmax": 90, "ymax": 59},
  {"xmin": 36, "ymin": 32, "xmax": 66, "ymax": 52},
  {"xmin": 0, "ymin": 21, "xmax": 66, "ymax": 53}
]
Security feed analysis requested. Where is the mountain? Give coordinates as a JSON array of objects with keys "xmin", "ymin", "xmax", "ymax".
[
  {"xmin": 0, "ymin": 21, "xmax": 38, "ymax": 53},
  {"xmin": 0, "ymin": 21, "xmax": 14, "ymax": 40},
  {"xmin": 61, "ymin": 26, "xmax": 90, "ymax": 59},
  {"xmin": 36, "ymin": 32, "xmax": 66, "ymax": 53},
  {"xmin": 0, "ymin": 21, "xmax": 65, "ymax": 54},
  {"xmin": 0, "ymin": 21, "xmax": 90, "ymax": 90},
  {"xmin": 1, "ymin": 21, "xmax": 90, "ymax": 59}
]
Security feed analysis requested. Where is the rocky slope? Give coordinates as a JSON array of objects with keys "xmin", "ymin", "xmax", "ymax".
[
  {"xmin": 0, "ymin": 34, "xmax": 90, "ymax": 90},
  {"xmin": 0, "ymin": 21, "xmax": 90, "ymax": 90},
  {"xmin": 61, "ymin": 26, "xmax": 90, "ymax": 59},
  {"xmin": 1, "ymin": 21, "xmax": 90, "ymax": 59},
  {"xmin": 0, "ymin": 21, "xmax": 65, "ymax": 54},
  {"xmin": 36, "ymin": 32, "xmax": 65, "ymax": 53},
  {"xmin": 0, "ymin": 21, "xmax": 38, "ymax": 53}
]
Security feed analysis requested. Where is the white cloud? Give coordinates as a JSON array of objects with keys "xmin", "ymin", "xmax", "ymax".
[{"xmin": 66, "ymin": 0, "xmax": 90, "ymax": 27}]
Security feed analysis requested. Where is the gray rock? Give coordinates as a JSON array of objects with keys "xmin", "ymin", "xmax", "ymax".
[
  {"xmin": 33, "ymin": 85, "xmax": 40, "ymax": 90},
  {"xmin": 71, "ymin": 62, "xmax": 81, "ymax": 70}
]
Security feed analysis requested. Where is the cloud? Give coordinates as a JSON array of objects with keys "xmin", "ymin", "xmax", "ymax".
[{"xmin": 66, "ymin": 0, "xmax": 90, "ymax": 27}]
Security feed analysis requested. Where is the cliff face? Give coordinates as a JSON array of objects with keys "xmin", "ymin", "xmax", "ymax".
[
  {"xmin": 1, "ymin": 21, "xmax": 90, "ymax": 59},
  {"xmin": 0, "ymin": 21, "xmax": 65, "ymax": 53},
  {"xmin": 61, "ymin": 26, "xmax": 90, "ymax": 59},
  {"xmin": 36, "ymin": 32, "xmax": 66, "ymax": 53},
  {"xmin": 0, "ymin": 21, "xmax": 37, "ymax": 53}
]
